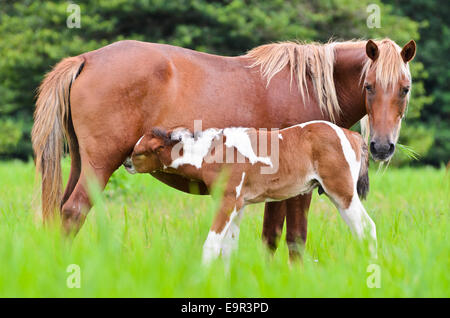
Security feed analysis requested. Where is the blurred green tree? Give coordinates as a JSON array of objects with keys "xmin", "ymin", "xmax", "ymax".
[
  {"xmin": 0, "ymin": 0, "xmax": 438, "ymax": 165},
  {"xmin": 385, "ymin": 0, "xmax": 449, "ymax": 166}
]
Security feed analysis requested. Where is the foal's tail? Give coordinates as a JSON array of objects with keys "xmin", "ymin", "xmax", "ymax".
[
  {"xmin": 357, "ymin": 138, "xmax": 370, "ymax": 200},
  {"xmin": 31, "ymin": 56, "xmax": 85, "ymax": 222}
]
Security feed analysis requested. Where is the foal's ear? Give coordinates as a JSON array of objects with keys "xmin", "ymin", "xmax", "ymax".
[
  {"xmin": 133, "ymin": 133, "xmax": 167, "ymax": 155},
  {"xmin": 148, "ymin": 138, "xmax": 165, "ymax": 152},
  {"xmin": 401, "ymin": 40, "xmax": 416, "ymax": 63},
  {"xmin": 133, "ymin": 134, "xmax": 159, "ymax": 155},
  {"xmin": 366, "ymin": 40, "xmax": 379, "ymax": 61},
  {"xmin": 151, "ymin": 127, "xmax": 178, "ymax": 146}
]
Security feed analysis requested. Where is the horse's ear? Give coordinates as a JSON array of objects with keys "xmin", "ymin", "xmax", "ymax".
[
  {"xmin": 366, "ymin": 40, "xmax": 379, "ymax": 61},
  {"xmin": 401, "ymin": 40, "xmax": 416, "ymax": 63}
]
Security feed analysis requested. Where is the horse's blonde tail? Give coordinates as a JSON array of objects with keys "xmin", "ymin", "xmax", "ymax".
[{"xmin": 31, "ymin": 56, "xmax": 85, "ymax": 223}]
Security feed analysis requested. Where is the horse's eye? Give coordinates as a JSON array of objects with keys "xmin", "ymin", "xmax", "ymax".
[
  {"xmin": 401, "ymin": 87, "xmax": 410, "ymax": 96},
  {"xmin": 364, "ymin": 83, "xmax": 374, "ymax": 93}
]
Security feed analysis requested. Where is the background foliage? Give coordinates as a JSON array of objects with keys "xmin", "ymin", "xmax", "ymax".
[{"xmin": 0, "ymin": 0, "xmax": 447, "ymax": 165}]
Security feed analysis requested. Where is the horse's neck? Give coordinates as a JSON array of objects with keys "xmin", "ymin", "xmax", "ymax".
[{"xmin": 333, "ymin": 44, "xmax": 368, "ymax": 129}]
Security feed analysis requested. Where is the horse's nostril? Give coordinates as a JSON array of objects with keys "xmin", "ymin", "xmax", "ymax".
[
  {"xmin": 370, "ymin": 141, "xmax": 377, "ymax": 154},
  {"xmin": 389, "ymin": 143, "xmax": 395, "ymax": 154}
]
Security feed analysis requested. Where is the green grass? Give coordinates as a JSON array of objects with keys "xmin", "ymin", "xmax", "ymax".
[{"xmin": 0, "ymin": 159, "xmax": 448, "ymax": 297}]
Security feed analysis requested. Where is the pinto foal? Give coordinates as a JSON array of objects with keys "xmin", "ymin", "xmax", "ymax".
[{"xmin": 125, "ymin": 121, "xmax": 376, "ymax": 262}]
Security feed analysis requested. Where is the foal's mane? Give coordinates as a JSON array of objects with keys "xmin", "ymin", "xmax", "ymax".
[{"xmin": 246, "ymin": 38, "xmax": 411, "ymax": 123}]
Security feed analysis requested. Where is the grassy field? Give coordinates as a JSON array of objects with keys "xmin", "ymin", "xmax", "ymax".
[{"xmin": 0, "ymin": 159, "xmax": 448, "ymax": 297}]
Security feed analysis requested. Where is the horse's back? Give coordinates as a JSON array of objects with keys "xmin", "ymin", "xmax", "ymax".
[
  {"xmin": 71, "ymin": 40, "xmax": 263, "ymax": 126},
  {"xmin": 80, "ymin": 40, "xmax": 248, "ymax": 85},
  {"xmin": 67, "ymin": 40, "xmax": 262, "ymax": 167}
]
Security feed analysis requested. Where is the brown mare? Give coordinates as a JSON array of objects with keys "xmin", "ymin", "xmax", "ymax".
[
  {"xmin": 32, "ymin": 38, "xmax": 415, "ymax": 258},
  {"xmin": 126, "ymin": 121, "xmax": 375, "ymax": 263}
]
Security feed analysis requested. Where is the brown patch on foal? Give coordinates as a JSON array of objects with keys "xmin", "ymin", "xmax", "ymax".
[{"xmin": 306, "ymin": 124, "xmax": 354, "ymax": 209}]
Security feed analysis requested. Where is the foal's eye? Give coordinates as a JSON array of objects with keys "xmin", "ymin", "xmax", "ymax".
[
  {"xmin": 401, "ymin": 86, "xmax": 410, "ymax": 96},
  {"xmin": 364, "ymin": 83, "xmax": 374, "ymax": 93}
]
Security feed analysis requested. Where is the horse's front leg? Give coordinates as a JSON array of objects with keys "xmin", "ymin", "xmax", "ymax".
[
  {"xmin": 262, "ymin": 201, "xmax": 286, "ymax": 252},
  {"xmin": 285, "ymin": 193, "xmax": 312, "ymax": 261},
  {"xmin": 202, "ymin": 195, "xmax": 245, "ymax": 265}
]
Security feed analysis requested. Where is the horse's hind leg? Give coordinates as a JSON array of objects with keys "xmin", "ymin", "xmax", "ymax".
[
  {"xmin": 61, "ymin": 130, "xmax": 81, "ymax": 207},
  {"xmin": 60, "ymin": 154, "xmax": 118, "ymax": 235}
]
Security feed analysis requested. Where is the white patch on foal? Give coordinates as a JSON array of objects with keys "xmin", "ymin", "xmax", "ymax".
[
  {"xmin": 339, "ymin": 195, "xmax": 377, "ymax": 258},
  {"xmin": 202, "ymin": 207, "xmax": 244, "ymax": 265},
  {"xmin": 223, "ymin": 127, "xmax": 273, "ymax": 167},
  {"xmin": 170, "ymin": 128, "xmax": 223, "ymax": 169},
  {"xmin": 235, "ymin": 172, "xmax": 246, "ymax": 199},
  {"xmin": 169, "ymin": 127, "xmax": 273, "ymax": 170},
  {"xmin": 296, "ymin": 120, "xmax": 360, "ymax": 185}
]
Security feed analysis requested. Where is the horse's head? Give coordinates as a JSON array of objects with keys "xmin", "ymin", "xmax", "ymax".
[{"xmin": 362, "ymin": 39, "xmax": 416, "ymax": 161}]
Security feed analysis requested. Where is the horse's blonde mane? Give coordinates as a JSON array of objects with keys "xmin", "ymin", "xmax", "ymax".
[
  {"xmin": 246, "ymin": 41, "xmax": 340, "ymax": 122},
  {"xmin": 247, "ymin": 38, "xmax": 411, "ymax": 139}
]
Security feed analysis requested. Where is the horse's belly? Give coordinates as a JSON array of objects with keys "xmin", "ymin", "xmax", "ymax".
[{"xmin": 250, "ymin": 177, "xmax": 317, "ymax": 203}]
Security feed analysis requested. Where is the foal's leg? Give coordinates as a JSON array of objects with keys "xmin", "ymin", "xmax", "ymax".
[
  {"xmin": 320, "ymin": 171, "xmax": 377, "ymax": 258},
  {"xmin": 323, "ymin": 175, "xmax": 377, "ymax": 258},
  {"xmin": 336, "ymin": 195, "xmax": 377, "ymax": 258},
  {"xmin": 202, "ymin": 195, "xmax": 245, "ymax": 264}
]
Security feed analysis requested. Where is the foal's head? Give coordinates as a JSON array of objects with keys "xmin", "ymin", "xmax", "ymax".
[
  {"xmin": 362, "ymin": 39, "xmax": 416, "ymax": 161},
  {"xmin": 129, "ymin": 128, "xmax": 179, "ymax": 173}
]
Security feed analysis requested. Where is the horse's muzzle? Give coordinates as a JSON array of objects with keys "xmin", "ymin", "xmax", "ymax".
[{"xmin": 370, "ymin": 140, "xmax": 395, "ymax": 161}]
